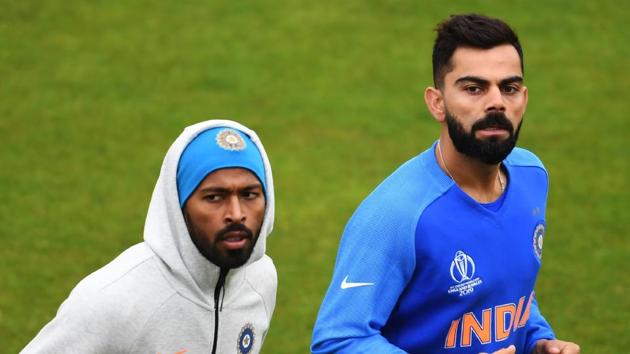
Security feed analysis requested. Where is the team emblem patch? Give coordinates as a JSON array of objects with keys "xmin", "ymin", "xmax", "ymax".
[
  {"xmin": 216, "ymin": 129, "xmax": 246, "ymax": 151},
  {"xmin": 447, "ymin": 250, "xmax": 483, "ymax": 296},
  {"xmin": 533, "ymin": 223, "xmax": 545, "ymax": 260},
  {"xmin": 237, "ymin": 323, "xmax": 255, "ymax": 354}
]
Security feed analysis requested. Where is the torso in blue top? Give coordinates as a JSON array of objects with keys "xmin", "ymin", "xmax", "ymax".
[{"xmin": 311, "ymin": 142, "xmax": 555, "ymax": 354}]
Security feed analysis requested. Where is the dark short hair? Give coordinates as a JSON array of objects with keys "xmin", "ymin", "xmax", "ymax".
[{"xmin": 432, "ymin": 14, "xmax": 524, "ymax": 88}]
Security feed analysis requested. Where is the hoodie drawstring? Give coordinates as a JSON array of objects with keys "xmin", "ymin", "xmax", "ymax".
[
  {"xmin": 211, "ymin": 268, "xmax": 229, "ymax": 354},
  {"xmin": 220, "ymin": 283, "xmax": 226, "ymax": 311}
]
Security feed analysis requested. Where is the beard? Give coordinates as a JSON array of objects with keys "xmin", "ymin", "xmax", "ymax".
[
  {"xmin": 185, "ymin": 217, "xmax": 259, "ymax": 269},
  {"xmin": 445, "ymin": 108, "xmax": 522, "ymax": 165}
]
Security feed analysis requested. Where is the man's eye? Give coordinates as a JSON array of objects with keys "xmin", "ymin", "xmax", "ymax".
[
  {"xmin": 242, "ymin": 191, "xmax": 259, "ymax": 199},
  {"xmin": 465, "ymin": 86, "xmax": 481, "ymax": 94},
  {"xmin": 502, "ymin": 85, "xmax": 519, "ymax": 94},
  {"xmin": 204, "ymin": 195, "xmax": 221, "ymax": 202}
]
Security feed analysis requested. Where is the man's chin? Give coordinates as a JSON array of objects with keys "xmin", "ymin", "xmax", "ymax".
[
  {"xmin": 473, "ymin": 142, "xmax": 515, "ymax": 164},
  {"xmin": 218, "ymin": 257, "xmax": 250, "ymax": 269},
  {"xmin": 208, "ymin": 248, "xmax": 253, "ymax": 269}
]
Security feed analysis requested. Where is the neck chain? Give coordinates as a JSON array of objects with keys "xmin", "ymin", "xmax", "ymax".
[{"xmin": 437, "ymin": 140, "xmax": 504, "ymax": 192}]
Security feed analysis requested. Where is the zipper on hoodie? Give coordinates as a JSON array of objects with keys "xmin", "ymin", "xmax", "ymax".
[{"xmin": 211, "ymin": 268, "xmax": 229, "ymax": 354}]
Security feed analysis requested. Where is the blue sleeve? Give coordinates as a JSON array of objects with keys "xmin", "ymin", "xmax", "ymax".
[
  {"xmin": 311, "ymin": 189, "xmax": 418, "ymax": 353},
  {"xmin": 512, "ymin": 149, "xmax": 555, "ymax": 353},
  {"xmin": 525, "ymin": 294, "xmax": 556, "ymax": 354}
]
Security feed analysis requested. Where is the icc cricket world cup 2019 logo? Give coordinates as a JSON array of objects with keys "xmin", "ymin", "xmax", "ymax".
[
  {"xmin": 448, "ymin": 250, "xmax": 482, "ymax": 296},
  {"xmin": 450, "ymin": 250, "xmax": 475, "ymax": 283}
]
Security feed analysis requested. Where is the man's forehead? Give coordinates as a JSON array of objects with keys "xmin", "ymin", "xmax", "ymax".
[
  {"xmin": 446, "ymin": 45, "xmax": 523, "ymax": 83},
  {"xmin": 200, "ymin": 168, "xmax": 262, "ymax": 187}
]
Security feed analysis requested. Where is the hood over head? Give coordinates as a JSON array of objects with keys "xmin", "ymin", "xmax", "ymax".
[{"xmin": 143, "ymin": 120, "xmax": 275, "ymax": 307}]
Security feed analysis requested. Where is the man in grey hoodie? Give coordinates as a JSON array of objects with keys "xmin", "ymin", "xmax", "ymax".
[{"xmin": 22, "ymin": 120, "xmax": 277, "ymax": 354}]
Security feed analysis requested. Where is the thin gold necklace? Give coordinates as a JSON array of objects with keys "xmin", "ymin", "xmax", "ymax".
[{"xmin": 437, "ymin": 140, "xmax": 504, "ymax": 192}]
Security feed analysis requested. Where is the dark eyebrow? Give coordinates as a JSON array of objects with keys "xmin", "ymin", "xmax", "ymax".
[
  {"xmin": 241, "ymin": 184, "xmax": 263, "ymax": 191},
  {"xmin": 454, "ymin": 76, "xmax": 490, "ymax": 86},
  {"xmin": 454, "ymin": 75, "xmax": 524, "ymax": 86},
  {"xmin": 198, "ymin": 187, "xmax": 230, "ymax": 194},
  {"xmin": 500, "ymin": 76, "xmax": 524, "ymax": 85}
]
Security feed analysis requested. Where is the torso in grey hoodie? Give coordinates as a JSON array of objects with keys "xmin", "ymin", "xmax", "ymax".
[{"xmin": 21, "ymin": 120, "xmax": 278, "ymax": 354}]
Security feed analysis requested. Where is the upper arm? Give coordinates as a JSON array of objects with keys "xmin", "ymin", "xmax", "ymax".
[
  {"xmin": 311, "ymin": 194, "xmax": 417, "ymax": 353},
  {"xmin": 21, "ymin": 297, "xmax": 124, "ymax": 353}
]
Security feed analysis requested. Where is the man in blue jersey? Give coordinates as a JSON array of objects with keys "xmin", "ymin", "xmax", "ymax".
[{"xmin": 311, "ymin": 14, "xmax": 580, "ymax": 354}]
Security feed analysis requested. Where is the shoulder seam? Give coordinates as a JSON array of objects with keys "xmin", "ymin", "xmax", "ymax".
[
  {"xmin": 412, "ymin": 185, "xmax": 452, "ymax": 256},
  {"xmin": 243, "ymin": 269, "xmax": 272, "ymax": 324},
  {"xmin": 99, "ymin": 252, "xmax": 156, "ymax": 292}
]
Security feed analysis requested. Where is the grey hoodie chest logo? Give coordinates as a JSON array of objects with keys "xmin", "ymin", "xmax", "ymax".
[{"xmin": 237, "ymin": 323, "xmax": 255, "ymax": 353}]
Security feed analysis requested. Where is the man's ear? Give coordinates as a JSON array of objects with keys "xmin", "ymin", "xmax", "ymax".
[{"xmin": 424, "ymin": 86, "xmax": 446, "ymax": 123}]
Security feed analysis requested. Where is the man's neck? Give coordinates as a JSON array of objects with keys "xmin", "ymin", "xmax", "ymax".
[{"xmin": 436, "ymin": 135, "xmax": 506, "ymax": 203}]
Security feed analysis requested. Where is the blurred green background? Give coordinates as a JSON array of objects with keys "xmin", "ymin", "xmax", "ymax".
[{"xmin": 1, "ymin": 1, "xmax": 628, "ymax": 352}]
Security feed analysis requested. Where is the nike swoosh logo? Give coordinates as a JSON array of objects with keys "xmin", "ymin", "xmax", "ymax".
[{"xmin": 340, "ymin": 275, "xmax": 374, "ymax": 289}]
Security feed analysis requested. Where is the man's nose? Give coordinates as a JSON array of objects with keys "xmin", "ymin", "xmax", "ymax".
[
  {"xmin": 485, "ymin": 86, "xmax": 506, "ymax": 112},
  {"xmin": 225, "ymin": 195, "xmax": 246, "ymax": 223}
]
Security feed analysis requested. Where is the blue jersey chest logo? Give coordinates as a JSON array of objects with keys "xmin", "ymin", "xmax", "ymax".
[
  {"xmin": 448, "ymin": 250, "xmax": 483, "ymax": 296},
  {"xmin": 450, "ymin": 250, "xmax": 475, "ymax": 282}
]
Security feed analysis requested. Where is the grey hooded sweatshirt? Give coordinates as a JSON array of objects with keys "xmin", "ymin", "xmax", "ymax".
[{"xmin": 21, "ymin": 120, "xmax": 277, "ymax": 354}]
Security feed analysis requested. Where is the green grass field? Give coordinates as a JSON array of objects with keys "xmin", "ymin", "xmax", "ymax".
[{"xmin": 1, "ymin": 1, "xmax": 628, "ymax": 352}]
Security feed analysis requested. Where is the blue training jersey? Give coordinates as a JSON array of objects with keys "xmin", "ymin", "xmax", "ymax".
[{"xmin": 311, "ymin": 142, "xmax": 555, "ymax": 354}]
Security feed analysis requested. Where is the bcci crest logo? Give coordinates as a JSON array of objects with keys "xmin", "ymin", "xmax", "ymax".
[
  {"xmin": 448, "ymin": 250, "xmax": 483, "ymax": 296},
  {"xmin": 237, "ymin": 323, "xmax": 255, "ymax": 354},
  {"xmin": 450, "ymin": 250, "xmax": 475, "ymax": 283},
  {"xmin": 533, "ymin": 223, "xmax": 545, "ymax": 260},
  {"xmin": 216, "ymin": 129, "xmax": 246, "ymax": 151}
]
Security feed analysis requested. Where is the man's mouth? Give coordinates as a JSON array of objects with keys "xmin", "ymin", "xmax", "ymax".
[
  {"xmin": 471, "ymin": 112, "xmax": 514, "ymax": 139},
  {"xmin": 220, "ymin": 231, "xmax": 251, "ymax": 250},
  {"xmin": 475, "ymin": 126, "xmax": 509, "ymax": 138}
]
